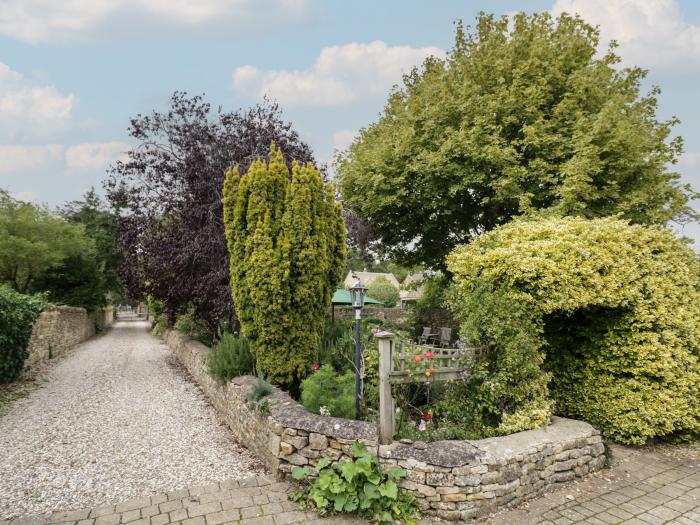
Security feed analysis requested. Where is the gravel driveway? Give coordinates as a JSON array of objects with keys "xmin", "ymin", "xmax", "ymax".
[{"xmin": 0, "ymin": 321, "xmax": 263, "ymax": 519}]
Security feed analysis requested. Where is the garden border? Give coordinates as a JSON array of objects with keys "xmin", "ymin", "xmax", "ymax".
[{"xmin": 165, "ymin": 330, "xmax": 606, "ymax": 521}]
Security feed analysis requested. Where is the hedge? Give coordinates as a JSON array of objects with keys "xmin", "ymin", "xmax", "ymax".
[
  {"xmin": 448, "ymin": 217, "xmax": 700, "ymax": 444},
  {"xmin": 0, "ymin": 286, "xmax": 45, "ymax": 382}
]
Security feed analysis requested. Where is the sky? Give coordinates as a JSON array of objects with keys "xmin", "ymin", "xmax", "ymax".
[{"xmin": 1, "ymin": 0, "xmax": 699, "ymax": 247}]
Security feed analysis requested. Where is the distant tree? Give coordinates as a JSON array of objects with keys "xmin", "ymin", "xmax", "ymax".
[
  {"xmin": 61, "ymin": 188, "xmax": 123, "ymax": 299},
  {"xmin": 223, "ymin": 145, "xmax": 346, "ymax": 388},
  {"xmin": 337, "ymin": 12, "xmax": 698, "ymax": 269},
  {"xmin": 31, "ymin": 254, "xmax": 106, "ymax": 310},
  {"xmin": 367, "ymin": 276, "xmax": 400, "ymax": 308},
  {"xmin": 105, "ymin": 93, "xmax": 315, "ymax": 331},
  {"xmin": 0, "ymin": 190, "xmax": 92, "ymax": 294}
]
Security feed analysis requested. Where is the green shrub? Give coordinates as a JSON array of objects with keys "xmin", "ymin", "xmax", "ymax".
[
  {"xmin": 151, "ymin": 314, "xmax": 167, "ymax": 336},
  {"xmin": 367, "ymin": 276, "xmax": 399, "ymax": 308},
  {"xmin": 246, "ymin": 375, "xmax": 275, "ymax": 413},
  {"xmin": 174, "ymin": 308, "xmax": 211, "ymax": 344},
  {"xmin": 439, "ymin": 280, "xmax": 551, "ymax": 437},
  {"xmin": 222, "ymin": 145, "xmax": 346, "ymax": 388},
  {"xmin": 0, "ymin": 287, "xmax": 45, "ymax": 382},
  {"xmin": 207, "ymin": 330, "xmax": 255, "ymax": 384},
  {"xmin": 448, "ymin": 217, "xmax": 700, "ymax": 444},
  {"xmin": 292, "ymin": 442, "xmax": 417, "ymax": 524},
  {"xmin": 301, "ymin": 365, "xmax": 355, "ymax": 419}
]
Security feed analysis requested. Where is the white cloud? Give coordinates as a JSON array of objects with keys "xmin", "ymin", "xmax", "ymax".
[
  {"xmin": 0, "ymin": 63, "xmax": 75, "ymax": 140},
  {"xmin": 233, "ymin": 41, "xmax": 444, "ymax": 107},
  {"xmin": 65, "ymin": 142, "xmax": 130, "ymax": 172},
  {"xmin": 333, "ymin": 129, "xmax": 357, "ymax": 153},
  {"xmin": 0, "ymin": 144, "xmax": 63, "ymax": 175},
  {"xmin": 9, "ymin": 191, "xmax": 38, "ymax": 203},
  {"xmin": 679, "ymin": 151, "xmax": 700, "ymax": 171},
  {"xmin": 0, "ymin": 0, "xmax": 310, "ymax": 43},
  {"xmin": 551, "ymin": 0, "xmax": 700, "ymax": 67}
]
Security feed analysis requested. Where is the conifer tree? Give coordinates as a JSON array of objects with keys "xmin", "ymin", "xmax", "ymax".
[{"xmin": 223, "ymin": 145, "xmax": 345, "ymax": 387}]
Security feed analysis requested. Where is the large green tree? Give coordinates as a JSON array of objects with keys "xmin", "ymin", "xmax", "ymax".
[
  {"xmin": 337, "ymin": 12, "xmax": 697, "ymax": 269},
  {"xmin": 223, "ymin": 145, "xmax": 346, "ymax": 387},
  {"xmin": 0, "ymin": 190, "xmax": 93, "ymax": 294}
]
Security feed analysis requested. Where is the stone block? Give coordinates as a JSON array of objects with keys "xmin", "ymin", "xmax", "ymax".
[
  {"xmin": 284, "ymin": 453, "xmax": 308, "ymax": 466},
  {"xmin": 442, "ymin": 493, "xmax": 467, "ymax": 502},
  {"xmin": 298, "ymin": 447, "xmax": 320, "ymax": 459},
  {"xmin": 455, "ymin": 475, "xmax": 481, "ymax": 487},
  {"xmin": 426, "ymin": 472, "xmax": 453, "ymax": 486},
  {"xmin": 279, "ymin": 442, "xmax": 294, "ymax": 456},
  {"xmin": 308, "ymin": 433, "xmax": 328, "ymax": 450}
]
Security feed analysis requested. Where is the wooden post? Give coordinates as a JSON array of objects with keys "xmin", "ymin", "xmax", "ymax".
[{"xmin": 375, "ymin": 330, "xmax": 395, "ymax": 444}]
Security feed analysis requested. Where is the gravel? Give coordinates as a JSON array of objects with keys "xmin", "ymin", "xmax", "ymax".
[{"xmin": 0, "ymin": 321, "xmax": 263, "ymax": 519}]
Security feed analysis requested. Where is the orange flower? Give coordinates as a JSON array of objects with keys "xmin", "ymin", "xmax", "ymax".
[{"xmin": 414, "ymin": 355, "xmax": 422, "ymax": 363}]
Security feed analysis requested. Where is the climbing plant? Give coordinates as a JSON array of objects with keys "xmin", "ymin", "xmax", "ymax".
[
  {"xmin": 448, "ymin": 217, "xmax": 700, "ymax": 444},
  {"xmin": 222, "ymin": 144, "xmax": 346, "ymax": 388},
  {"xmin": 0, "ymin": 286, "xmax": 45, "ymax": 382}
]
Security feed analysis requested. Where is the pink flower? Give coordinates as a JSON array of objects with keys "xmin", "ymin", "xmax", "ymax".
[
  {"xmin": 371, "ymin": 327, "xmax": 380, "ymax": 335},
  {"xmin": 311, "ymin": 364, "xmax": 320, "ymax": 373},
  {"xmin": 424, "ymin": 351, "xmax": 434, "ymax": 358},
  {"xmin": 418, "ymin": 421, "xmax": 426, "ymax": 432}
]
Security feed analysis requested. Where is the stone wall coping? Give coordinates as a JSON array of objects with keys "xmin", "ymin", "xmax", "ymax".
[
  {"xmin": 377, "ymin": 416, "xmax": 599, "ymax": 467},
  {"xmin": 43, "ymin": 304, "xmax": 89, "ymax": 314}
]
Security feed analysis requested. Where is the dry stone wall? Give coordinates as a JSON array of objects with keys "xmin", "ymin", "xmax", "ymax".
[
  {"xmin": 24, "ymin": 305, "xmax": 113, "ymax": 371},
  {"xmin": 165, "ymin": 330, "xmax": 606, "ymax": 521}
]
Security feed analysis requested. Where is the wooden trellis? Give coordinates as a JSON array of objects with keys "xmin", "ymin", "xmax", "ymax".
[{"xmin": 374, "ymin": 331, "xmax": 478, "ymax": 444}]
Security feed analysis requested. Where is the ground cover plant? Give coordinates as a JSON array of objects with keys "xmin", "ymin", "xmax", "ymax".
[{"xmin": 292, "ymin": 442, "xmax": 417, "ymax": 524}]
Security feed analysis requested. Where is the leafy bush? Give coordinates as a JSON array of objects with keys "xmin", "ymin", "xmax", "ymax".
[
  {"xmin": 448, "ymin": 217, "xmax": 700, "ymax": 444},
  {"xmin": 367, "ymin": 276, "xmax": 399, "ymax": 308},
  {"xmin": 0, "ymin": 287, "xmax": 45, "ymax": 382},
  {"xmin": 151, "ymin": 314, "xmax": 167, "ymax": 336},
  {"xmin": 246, "ymin": 375, "xmax": 275, "ymax": 413},
  {"xmin": 301, "ymin": 365, "xmax": 355, "ymax": 419},
  {"xmin": 207, "ymin": 330, "xmax": 255, "ymax": 384},
  {"xmin": 439, "ymin": 281, "xmax": 551, "ymax": 437},
  {"xmin": 292, "ymin": 442, "xmax": 417, "ymax": 524},
  {"xmin": 317, "ymin": 319, "xmax": 356, "ymax": 373},
  {"xmin": 174, "ymin": 308, "xmax": 212, "ymax": 344}
]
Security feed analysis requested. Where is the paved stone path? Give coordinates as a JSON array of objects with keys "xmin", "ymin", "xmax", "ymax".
[
  {"xmin": 486, "ymin": 444, "xmax": 700, "ymax": 525},
  {"xmin": 0, "ymin": 476, "xmax": 370, "ymax": 525}
]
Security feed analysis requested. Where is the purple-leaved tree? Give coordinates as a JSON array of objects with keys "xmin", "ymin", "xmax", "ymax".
[{"xmin": 104, "ymin": 92, "xmax": 315, "ymax": 331}]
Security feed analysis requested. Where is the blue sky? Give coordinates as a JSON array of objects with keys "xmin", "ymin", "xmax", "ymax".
[{"xmin": 1, "ymin": 0, "xmax": 699, "ymax": 247}]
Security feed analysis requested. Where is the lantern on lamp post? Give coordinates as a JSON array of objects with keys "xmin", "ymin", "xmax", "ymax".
[{"xmin": 350, "ymin": 276, "xmax": 367, "ymax": 419}]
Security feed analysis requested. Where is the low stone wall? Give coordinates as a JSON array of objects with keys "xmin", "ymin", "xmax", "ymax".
[
  {"xmin": 379, "ymin": 419, "xmax": 605, "ymax": 520},
  {"xmin": 24, "ymin": 305, "xmax": 111, "ymax": 371},
  {"xmin": 165, "ymin": 330, "xmax": 605, "ymax": 521}
]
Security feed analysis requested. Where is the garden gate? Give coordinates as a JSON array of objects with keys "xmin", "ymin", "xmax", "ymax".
[{"xmin": 374, "ymin": 331, "xmax": 477, "ymax": 444}]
